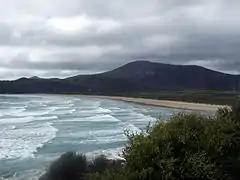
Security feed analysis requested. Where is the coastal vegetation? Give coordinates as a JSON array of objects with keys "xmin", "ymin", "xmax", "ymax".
[
  {"xmin": 98, "ymin": 90, "xmax": 240, "ymax": 106},
  {"xmin": 40, "ymin": 101, "xmax": 240, "ymax": 180}
]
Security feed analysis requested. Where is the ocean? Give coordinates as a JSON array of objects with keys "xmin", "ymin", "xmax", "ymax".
[{"xmin": 0, "ymin": 95, "xmax": 184, "ymax": 179}]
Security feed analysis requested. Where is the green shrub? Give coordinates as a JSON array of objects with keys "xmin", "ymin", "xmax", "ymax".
[
  {"xmin": 39, "ymin": 153, "xmax": 124, "ymax": 180},
  {"xmin": 119, "ymin": 104, "xmax": 240, "ymax": 180},
  {"xmin": 40, "ymin": 101, "xmax": 240, "ymax": 180},
  {"xmin": 39, "ymin": 152, "xmax": 88, "ymax": 180},
  {"xmin": 89, "ymin": 155, "xmax": 109, "ymax": 173}
]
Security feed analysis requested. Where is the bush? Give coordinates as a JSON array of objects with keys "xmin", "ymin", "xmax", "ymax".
[
  {"xmin": 39, "ymin": 152, "xmax": 88, "ymax": 180},
  {"xmin": 39, "ymin": 153, "xmax": 124, "ymax": 180},
  {"xmin": 40, "ymin": 101, "xmax": 240, "ymax": 180},
  {"xmin": 119, "ymin": 102, "xmax": 240, "ymax": 180},
  {"xmin": 89, "ymin": 155, "xmax": 109, "ymax": 173}
]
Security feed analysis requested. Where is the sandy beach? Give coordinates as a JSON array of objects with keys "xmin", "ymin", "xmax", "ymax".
[{"xmin": 91, "ymin": 96, "xmax": 227, "ymax": 113}]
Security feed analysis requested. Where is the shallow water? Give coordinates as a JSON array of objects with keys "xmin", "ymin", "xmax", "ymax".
[{"xmin": 0, "ymin": 95, "xmax": 184, "ymax": 179}]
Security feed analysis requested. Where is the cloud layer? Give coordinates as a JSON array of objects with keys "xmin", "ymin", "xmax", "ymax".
[{"xmin": 0, "ymin": 0, "xmax": 239, "ymax": 79}]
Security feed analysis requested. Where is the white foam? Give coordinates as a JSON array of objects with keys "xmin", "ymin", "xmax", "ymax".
[
  {"xmin": 78, "ymin": 134, "xmax": 127, "ymax": 145},
  {"xmin": 57, "ymin": 123, "xmax": 138, "ymax": 146},
  {"xmin": 73, "ymin": 107, "xmax": 112, "ymax": 117},
  {"xmin": 10, "ymin": 125, "xmax": 17, "ymax": 130},
  {"xmin": 108, "ymin": 107, "xmax": 122, "ymax": 111},
  {"xmin": 86, "ymin": 147, "xmax": 125, "ymax": 161},
  {"xmin": 78, "ymin": 123, "xmax": 141, "ymax": 145},
  {"xmin": 58, "ymin": 128, "xmax": 123, "ymax": 139},
  {"xmin": 47, "ymin": 105, "xmax": 74, "ymax": 111},
  {"xmin": 57, "ymin": 126, "xmax": 124, "ymax": 145},
  {"xmin": 13, "ymin": 110, "xmax": 51, "ymax": 117},
  {"xmin": 84, "ymin": 114, "xmax": 120, "ymax": 122},
  {"xmin": 28, "ymin": 100, "xmax": 51, "ymax": 104},
  {"xmin": 62, "ymin": 100, "xmax": 74, "ymax": 104},
  {"xmin": 4, "ymin": 168, "xmax": 46, "ymax": 180},
  {"xmin": 70, "ymin": 109, "xmax": 76, "ymax": 113},
  {"xmin": 51, "ymin": 109, "xmax": 76, "ymax": 115},
  {"xmin": 0, "ymin": 116, "xmax": 35, "ymax": 124},
  {"xmin": 96, "ymin": 107, "xmax": 112, "ymax": 113},
  {"xmin": 109, "ymin": 107, "xmax": 129, "ymax": 113},
  {"xmin": 93, "ymin": 101, "xmax": 101, "ymax": 108},
  {"xmin": 76, "ymin": 100, "xmax": 100, "ymax": 109},
  {"xmin": 79, "ymin": 107, "xmax": 112, "ymax": 114},
  {"xmin": 35, "ymin": 116, "xmax": 58, "ymax": 121},
  {"xmin": 0, "ymin": 108, "xmax": 26, "ymax": 116},
  {"xmin": 128, "ymin": 112, "xmax": 156, "ymax": 122},
  {"xmin": 0, "ymin": 116, "xmax": 58, "ymax": 124},
  {"xmin": 58, "ymin": 114, "xmax": 120, "ymax": 123},
  {"xmin": 0, "ymin": 122, "xmax": 58, "ymax": 160},
  {"xmin": 122, "ymin": 123, "xmax": 142, "ymax": 134}
]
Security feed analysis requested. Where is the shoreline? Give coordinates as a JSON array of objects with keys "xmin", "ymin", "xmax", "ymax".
[
  {"xmin": 1, "ymin": 94, "xmax": 227, "ymax": 113},
  {"xmin": 89, "ymin": 96, "xmax": 227, "ymax": 113}
]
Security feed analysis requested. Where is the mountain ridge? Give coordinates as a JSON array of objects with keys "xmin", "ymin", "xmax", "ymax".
[{"xmin": 0, "ymin": 61, "xmax": 239, "ymax": 94}]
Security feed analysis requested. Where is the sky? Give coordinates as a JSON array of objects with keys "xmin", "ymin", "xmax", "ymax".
[{"xmin": 0, "ymin": 0, "xmax": 239, "ymax": 79}]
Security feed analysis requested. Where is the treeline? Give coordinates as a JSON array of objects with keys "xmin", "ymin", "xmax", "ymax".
[
  {"xmin": 39, "ymin": 101, "xmax": 240, "ymax": 180},
  {"xmin": 93, "ymin": 90, "xmax": 239, "ymax": 106}
]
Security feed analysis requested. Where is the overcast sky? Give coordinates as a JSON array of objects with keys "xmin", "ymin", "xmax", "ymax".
[{"xmin": 0, "ymin": 0, "xmax": 239, "ymax": 79}]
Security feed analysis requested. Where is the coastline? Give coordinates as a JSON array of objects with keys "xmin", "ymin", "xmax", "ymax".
[{"xmin": 89, "ymin": 96, "xmax": 227, "ymax": 113}]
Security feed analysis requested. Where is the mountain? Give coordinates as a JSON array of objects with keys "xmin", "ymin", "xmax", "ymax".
[
  {"xmin": 0, "ymin": 61, "xmax": 239, "ymax": 94},
  {"xmin": 29, "ymin": 76, "xmax": 42, "ymax": 80}
]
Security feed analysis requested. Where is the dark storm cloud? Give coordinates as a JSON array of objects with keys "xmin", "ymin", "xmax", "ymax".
[{"xmin": 0, "ymin": 0, "xmax": 239, "ymax": 79}]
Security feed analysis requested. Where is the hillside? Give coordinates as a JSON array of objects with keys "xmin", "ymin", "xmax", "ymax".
[{"xmin": 0, "ymin": 61, "xmax": 239, "ymax": 94}]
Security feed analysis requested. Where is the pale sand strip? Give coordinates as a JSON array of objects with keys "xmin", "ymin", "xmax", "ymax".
[{"xmin": 90, "ymin": 96, "xmax": 228, "ymax": 113}]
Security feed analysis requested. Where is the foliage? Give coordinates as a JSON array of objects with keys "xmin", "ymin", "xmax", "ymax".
[
  {"xmin": 89, "ymin": 155, "xmax": 109, "ymax": 173},
  {"xmin": 39, "ymin": 153, "xmax": 123, "ymax": 180},
  {"xmin": 39, "ymin": 100, "xmax": 240, "ymax": 180},
  {"xmin": 111, "ymin": 90, "xmax": 240, "ymax": 105},
  {"xmin": 117, "ymin": 101, "xmax": 240, "ymax": 180},
  {"xmin": 39, "ymin": 152, "xmax": 88, "ymax": 180}
]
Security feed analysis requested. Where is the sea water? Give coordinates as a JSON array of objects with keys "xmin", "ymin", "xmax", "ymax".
[{"xmin": 0, "ymin": 95, "xmax": 184, "ymax": 179}]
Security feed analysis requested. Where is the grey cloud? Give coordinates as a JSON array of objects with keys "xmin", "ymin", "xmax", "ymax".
[{"xmin": 0, "ymin": 0, "xmax": 239, "ymax": 79}]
